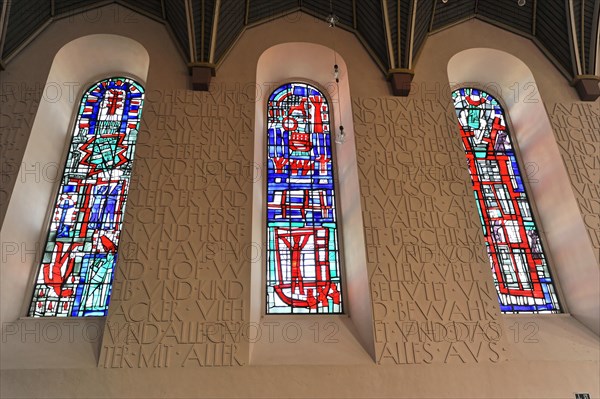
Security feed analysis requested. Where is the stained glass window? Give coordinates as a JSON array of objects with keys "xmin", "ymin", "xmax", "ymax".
[
  {"xmin": 452, "ymin": 88, "xmax": 560, "ymax": 313},
  {"xmin": 29, "ymin": 77, "xmax": 144, "ymax": 317},
  {"xmin": 266, "ymin": 82, "xmax": 343, "ymax": 314}
]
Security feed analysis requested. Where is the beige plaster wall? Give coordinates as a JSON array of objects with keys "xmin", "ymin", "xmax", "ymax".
[{"xmin": 0, "ymin": 5, "xmax": 598, "ymax": 399}]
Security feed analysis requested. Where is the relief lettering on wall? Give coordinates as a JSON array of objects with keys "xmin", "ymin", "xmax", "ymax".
[
  {"xmin": 101, "ymin": 88, "xmax": 254, "ymax": 367},
  {"xmin": 0, "ymin": 81, "xmax": 43, "ymax": 224},
  {"xmin": 354, "ymin": 97, "xmax": 506, "ymax": 364},
  {"xmin": 549, "ymin": 103, "xmax": 600, "ymax": 258}
]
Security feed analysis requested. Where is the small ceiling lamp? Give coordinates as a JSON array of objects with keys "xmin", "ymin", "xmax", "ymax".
[
  {"xmin": 326, "ymin": 13, "xmax": 339, "ymax": 28},
  {"xmin": 336, "ymin": 125, "xmax": 346, "ymax": 144}
]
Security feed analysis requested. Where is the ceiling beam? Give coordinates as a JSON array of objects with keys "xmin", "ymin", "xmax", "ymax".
[
  {"xmin": 567, "ymin": 0, "xmax": 583, "ymax": 75},
  {"xmin": 0, "ymin": 0, "xmax": 11, "ymax": 58},
  {"xmin": 397, "ymin": 0, "xmax": 401, "ymax": 67},
  {"xmin": 570, "ymin": 0, "xmax": 600, "ymax": 106},
  {"xmin": 381, "ymin": 0, "xmax": 396, "ymax": 69},
  {"xmin": 589, "ymin": 0, "xmax": 600, "ymax": 74},
  {"xmin": 406, "ymin": 0, "xmax": 417, "ymax": 68},
  {"xmin": 209, "ymin": 0, "xmax": 221, "ymax": 63},
  {"xmin": 184, "ymin": 0, "xmax": 197, "ymax": 63},
  {"xmin": 580, "ymin": 0, "xmax": 586, "ymax": 73},
  {"xmin": 244, "ymin": 0, "xmax": 250, "ymax": 25}
]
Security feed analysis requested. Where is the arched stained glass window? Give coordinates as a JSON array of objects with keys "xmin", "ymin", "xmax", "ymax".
[
  {"xmin": 29, "ymin": 77, "xmax": 144, "ymax": 317},
  {"xmin": 452, "ymin": 88, "xmax": 560, "ymax": 313},
  {"xmin": 266, "ymin": 82, "xmax": 343, "ymax": 314}
]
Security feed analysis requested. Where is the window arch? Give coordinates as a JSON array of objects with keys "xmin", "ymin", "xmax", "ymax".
[
  {"xmin": 266, "ymin": 82, "xmax": 343, "ymax": 314},
  {"xmin": 452, "ymin": 87, "xmax": 560, "ymax": 313},
  {"xmin": 29, "ymin": 77, "xmax": 145, "ymax": 317}
]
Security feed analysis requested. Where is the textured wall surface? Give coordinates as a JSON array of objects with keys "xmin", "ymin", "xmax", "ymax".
[
  {"xmin": 549, "ymin": 102, "xmax": 600, "ymax": 261},
  {"xmin": 101, "ymin": 87, "xmax": 254, "ymax": 367},
  {"xmin": 0, "ymin": 72, "xmax": 41, "ymax": 228},
  {"xmin": 353, "ymin": 95, "xmax": 506, "ymax": 364}
]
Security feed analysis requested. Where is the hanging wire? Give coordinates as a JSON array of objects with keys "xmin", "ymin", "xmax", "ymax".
[{"xmin": 327, "ymin": 0, "xmax": 345, "ymax": 144}]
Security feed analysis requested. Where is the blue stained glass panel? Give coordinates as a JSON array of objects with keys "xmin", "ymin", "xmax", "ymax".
[
  {"xmin": 29, "ymin": 77, "xmax": 144, "ymax": 317},
  {"xmin": 266, "ymin": 83, "xmax": 343, "ymax": 314}
]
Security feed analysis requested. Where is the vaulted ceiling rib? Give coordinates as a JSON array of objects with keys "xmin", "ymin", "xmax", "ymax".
[{"xmin": 1, "ymin": 0, "xmax": 598, "ymax": 83}]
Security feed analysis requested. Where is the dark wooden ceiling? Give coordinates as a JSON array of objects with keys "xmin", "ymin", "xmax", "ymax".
[{"xmin": 0, "ymin": 0, "xmax": 598, "ymax": 80}]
